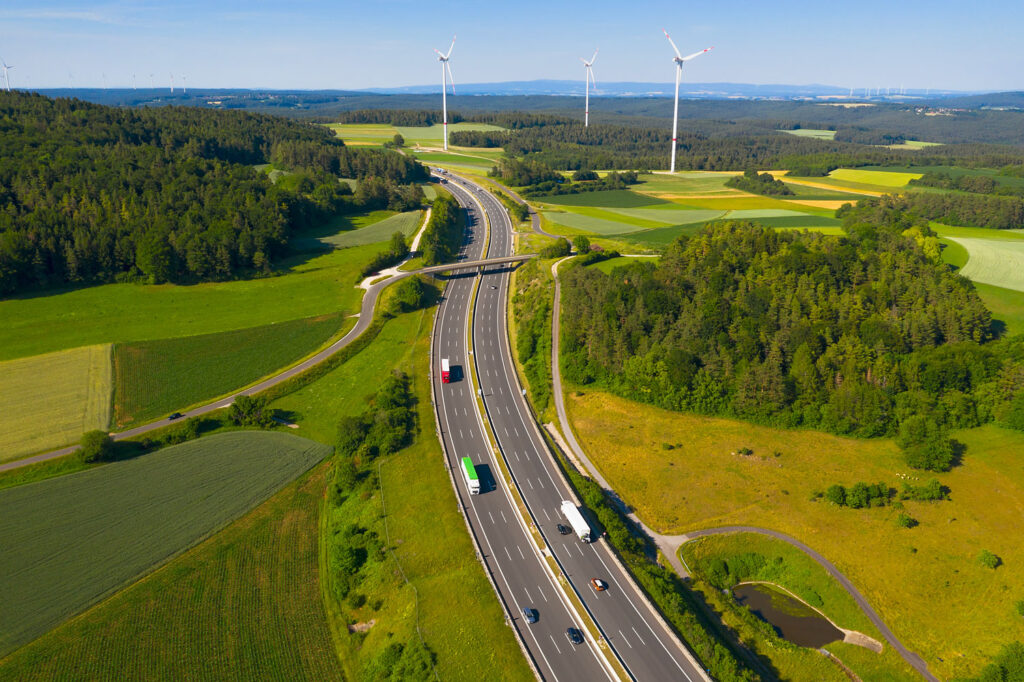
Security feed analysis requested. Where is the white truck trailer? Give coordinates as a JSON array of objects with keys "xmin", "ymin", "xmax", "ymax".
[{"xmin": 560, "ymin": 500, "xmax": 592, "ymax": 543}]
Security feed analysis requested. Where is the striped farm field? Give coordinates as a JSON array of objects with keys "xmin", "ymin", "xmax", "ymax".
[
  {"xmin": 0, "ymin": 345, "xmax": 111, "ymax": 462},
  {"xmin": 0, "ymin": 465, "xmax": 340, "ymax": 681},
  {"xmin": 604, "ymin": 207, "xmax": 727, "ymax": 225},
  {"xmin": 781, "ymin": 128, "xmax": 836, "ymax": 140},
  {"xmin": 634, "ymin": 171, "xmax": 741, "ymax": 197},
  {"xmin": 828, "ymin": 168, "xmax": 923, "ymax": 187},
  {"xmin": 302, "ymin": 210, "xmax": 423, "ymax": 250},
  {"xmin": 534, "ymin": 189, "xmax": 666, "ymax": 208},
  {"xmin": 113, "ymin": 313, "xmax": 347, "ymax": 427},
  {"xmin": 950, "ymin": 238, "xmax": 1024, "ymax": 292},
  {"xmin": 0, "ymin": 431, "xmax": 331, "ymax": 658},
  {"xmin": 542, "ymin": 210, "xmax": 650, "ymax": 235}
]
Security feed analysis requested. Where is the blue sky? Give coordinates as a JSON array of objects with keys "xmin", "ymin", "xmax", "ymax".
[{"xmin": 2, "ymin": 0, "xmax": 1022, "ymax": 91}]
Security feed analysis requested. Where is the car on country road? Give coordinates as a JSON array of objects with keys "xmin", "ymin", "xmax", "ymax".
[
  {"xmin": 522, "ymin": 607, "xmax": 538, "ymax": 624},
  {"xmin": 590, "ymin": 578, "xmax": 607, "ymax": 592},
  {"xmin": 168, "ymin": 412, "xmax": 183, "ymax": 420},
  {"xmin": 566, "ymin": 627, "xmax": 583, "ymax": 646}
]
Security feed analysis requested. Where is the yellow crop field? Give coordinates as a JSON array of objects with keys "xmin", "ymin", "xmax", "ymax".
[
  {"xmin": 828, "ymin": 168, "xmax": 922, "ymax": 187},
  {"xmin": 0, "ymin": 345, "xmax": 112, "ymax": 462}
]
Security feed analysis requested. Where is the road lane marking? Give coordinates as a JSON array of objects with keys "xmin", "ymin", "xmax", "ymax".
[
  {"xmin": 542, "ymin": 508, "xmax": 550, "ymax": 521},
  {"xmin": 500, "ymin": 510, "xmax": 508, "ymax": 524},
  {"xmin": 488, "ymin": 511, "xmax": 495, "ymax": 524},
  {"xmin": 538, "ymin": 585, "xmax": 548, "ymax": 601},
  {"xmin": 527, "ymin": 478, "xmax": 534, "ymax": 490},
  {"xmin": 631, "ymin": 627, "xmax": 646, "ymax": 647},
  {"xmin": 549, "ymin": 635, "xmax": 562, "ymax": 655},
  {"xmin": 538, "ymin": 477, "xmax": 545, "ymax": 489},
  {"xmin": 517, "ymin": 545, "xmax": 525, "ymax": 559},
  {"xmin": 504, "ymin": 546, "xmax": 512, "ymax": 560},
  {"xmin": 619, "ymin": 630, "xmax": 632, "ymax": 649},
  {"xmin": 576, "ymin": 544, "xmax": 585, "ymax": 558},
  {"xmin": 524, "ymin": 587, "xmax": 533, "ymax": 602}
]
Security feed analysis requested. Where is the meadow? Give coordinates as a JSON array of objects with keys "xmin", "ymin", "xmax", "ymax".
[
  {"xmin": 290, "ymin": 209, "xmax": 422, "ymax": 251},
  {"xmin": 587, "ymin": 255, "xmax": 661, "ymax": 274},
  {"xmin": 113, "ymin": 313, "xmax": 347, "ymax": 426},
  {"xmin": 0, "ymin": 345, "xmax": 112, "ymax": 462},
  {"xmin": 563, "ymin": 389, "xmax": 1024, "ymax": 680},
  {"xmin": 271, "ymin": 305, "xmax": 532, "ymax": 680},
  {"xmin": 0, "ymin": 431, "xmax": 331, "ymax": 658},
  {"xmin": 949, "ymin": 238, "xmax": 1024, "ymax": 292},
  {"xmin": 781, "ymin": 128, "xmax": 836, "ymax": 140},
  {"xmin": 0, "ymin": 242, "xmax": 382, "ymax": 362},
  {"xmin": 0, "ymin": 464, "xmax": 340, "ymax": 681},
  {"xmin": 938, "ymin": 227, "xmax": 1024, "ymax": 335}
]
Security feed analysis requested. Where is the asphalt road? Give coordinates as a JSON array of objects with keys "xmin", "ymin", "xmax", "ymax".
[
  {"xmin": 0, "ymin": 253, "xmax": 534, "ymax": 474},
  {"xmin": 440, "ymin": 174, "xmax": 709, "ymax": 681},
  {"xmin": 431, "ymin": 179, "xmax": 615, "ymax": 681}
]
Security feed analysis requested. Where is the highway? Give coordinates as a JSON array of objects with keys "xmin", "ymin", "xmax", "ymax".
[
  {"xmin": 435, "ymin": 173, "xmax": 709, "ymax": 681},
  {"xmin": 431, "ymin": 179, "xmax": 615, "ymax": 681}
]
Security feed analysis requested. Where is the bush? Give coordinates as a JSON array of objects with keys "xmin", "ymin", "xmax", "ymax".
[
  {"xmin": 79, "ymin": 430, "xmax": 115, "ymax": 463},
  {"xmin": 228, "ymin": 394, "xmax": 274, "ymax": 427},
  {"xmin": 572, "ymin": 235, "xmax": 591, "ymax": 253},
  {"xmin": 540, "ymin": 238, "xmax": 572, "ymax": 259},
  {"xmin": 979, "ymin": 549, "xmax": 1002, "ymax": 569},
  {"xmin": 825, "ymin": 484, "xmax": 846, "ymax": 506},
  {"xmin": 896, "ymin": 513, "xmax": 918, "ymax": 528},
  {"xmin": 900, "ymin": 478, "xmax": 949, "ymax": 501},
  {"xmin": 389, "ymin": 275, "xmax": 437, "ymax": 313}
]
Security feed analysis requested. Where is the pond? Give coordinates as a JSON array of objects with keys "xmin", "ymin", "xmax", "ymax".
[{"xmin": 733, "ymin": 583, "xmax": 843, "ymax": 648}]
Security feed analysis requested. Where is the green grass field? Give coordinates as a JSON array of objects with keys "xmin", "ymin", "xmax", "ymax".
[
  {"xmin": 604, "ymin": 207, "xmax": 726, "ymax": 224},
  {"xmin": 587, "ymin": 256, "xmax": 661, "ymax": 274},
  {"xmin": 0, "ymin": 464, "xmax": 341, "ymax": 681},
  {"xmin": 951, "ymin": 238, "xmax": 1024, "ymax": 292},
  {"xmin": 864, "ymin": 166, "xmax": 1024, "ymax": 191},
  {"xmin": 565, "ymin": 389, "xmax": 1024, "ymax": 680},
  {"xmin": 940, "ymin": 234, "xmax": 1024, "ymax": 336},
  {"xmin": 542, "ymin": 210, "xmax": 650, "ymax": 235},
  {"xmin": 633, "ymin": 171, "xmax": 741, "ymax": 197},
  {"xmin": 271, "ymin": 306, "xmax": 532, "ymax": 680},
  {"xmin": 0, "ymin": 431, "xmax": 330, "ymax": 658},
  {"xmin": 113, "ymin": 313, "xmax": 348, "ymax": 427},
  {"xmin": 781, "ymin": 128, "xmax": 836, "ymax": 140},
  {"xmin": 291, "ymin": 209, "xmax": 422, "ymax": 251},
  {"xmin": 0, "ymin": 345, "xmax": 112, "ymax": 462},
  {"xmin": 828, "ymin": 168, "xmax": 922, "ymax": 187},
  {"xmin": 0, "ymin": 242, "xmax": 382, "ymax": 362},
  {"xmin": 534, "ymin": 189, "xmax": 666, "ymax": 208}
]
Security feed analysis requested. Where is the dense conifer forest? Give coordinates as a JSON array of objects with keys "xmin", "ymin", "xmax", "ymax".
[
  {"xmin": 559, "ymin": 201, "xmax": 1024, "ymax": 445},
  {"xmin": 0, "ymin": 92, "xmax": 427, "ymax": 295}
]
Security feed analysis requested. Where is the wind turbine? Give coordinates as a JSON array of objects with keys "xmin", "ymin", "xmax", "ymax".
[
  {"xmin": 663, "ymin": 29, "xmax": 712, "ymax": 173},
  {"xmin": 0, "ymin": 59, "xmax": 12, "ymax": 92},
  {"xmin": 149, "ymin": 73, "xmax": 154, "ymax": 89},
  {"xmin": 182, "ymin": 74, "xmax": 187, "ymax": 94},
  {"xmin": 581, "ymin": 49, "xmax": 598, "ymax": 127},
  {"xmin": 433, "ymin": 35, "xmax": 456, "ymax": 151},
  {"xmin": 169, "ymin": 72, "xmax": 174, "ymax": 93},
  {"xmin": 132, "ymin": 73, "xmax": 136, "ymax": 90}
]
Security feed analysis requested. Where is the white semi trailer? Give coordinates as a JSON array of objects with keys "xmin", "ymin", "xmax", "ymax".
[{"xmin": 560, "ymin": 500, "xmax": 592, "ymax": 543}]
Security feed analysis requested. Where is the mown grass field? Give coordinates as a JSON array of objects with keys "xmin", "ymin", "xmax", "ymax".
[
  {"xmin": 0, "ymin": 431, "xmax": 330, "ymax": 658},
  {"xmin": 939, "ymin": 230, "xmax": 1024, "ymax": 336},
  {"xmin": 113, "ymin": 313, "xmax": 348, "ymax": 426},
  {"xmin": 0, "ymin": 345, "xmax": 111, "ymax": 462},
  {"xmin": 781, "ymin": 128, "xmax": 836, "ymax": 140},
  {"xmin": 0, "ymin": 241, "xmax": 383, "ymax": 362},
  {"xmin": 0, "ymin": 464, "xmax": 341, "ymax": 681},
  {"xmin": 951, "ymin": 237, "xmax": 1024, "ymax": 292},
  {"xmin": 295, "ymin": 210, "xmax": 423, "ymax": 250},
  {"xmin": 681, "ymin": 534, "xmax": 918, "ymax": 681},
  {"xmin": 564, "ymin": 389, "xmax": 1024, "ymax": 680},
  {"xmin": 327, "ymin": 122, "xmax": 506, "ymax": 148},
  {"xmin": 587, "ymin": 255, "xmax": 661, "ymax": 274},
  {"xmin": 535, "ymin": 188, "xmax": 667, "ymax": 208},
  {"xmin": 633, "ymin": 171, "xmax": 743, "ymax": 198},
  {"xmin": 271, "ymin": 306, "xmax": 532, "ymax": 679},
  {"xmin": 828, "ymin": 168, "xmax": 923, "ymax": 187}
]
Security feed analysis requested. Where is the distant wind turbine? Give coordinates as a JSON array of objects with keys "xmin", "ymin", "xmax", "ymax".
[
  {"xmin": 182, "ymin": 74, "xmax": 187, "ymax": 94},
  {"xmin": 132, "ymin": 73, "xmax": 136, "ymax": 90},
  {"xmin": 433, "ymin": 35, "xmax": 456, "ymax": 151},
  {"xmin": 0, "ymin": 59, "xmax": 12, "ymax": 92},
  {"xmin": 102, "ymin": 73, "xmax": 107, "ymax": 90},
  {"xmin": 663, "ymin": 29, "xmax": 712, "ymax": 173},
  {"xmin": 169, "ymin": 72, "xmax": 174, "ymax": 93},
  {"xmin": 581, "ymin": 49, "xmax": 598, "ymax": 127},
  {"xmin": 149, "ymin": 73, "xmax": 155, "ymax": 89}
]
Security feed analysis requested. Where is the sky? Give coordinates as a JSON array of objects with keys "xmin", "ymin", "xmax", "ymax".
[{"xmin": 2, "ymin": 0, "xmax": 1023, "ymax": 92}]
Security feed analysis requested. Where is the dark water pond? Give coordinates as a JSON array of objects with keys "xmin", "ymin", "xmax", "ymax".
[{"xmin": 733, "ymin": 583, "xmax": 843, "ymax": 648}]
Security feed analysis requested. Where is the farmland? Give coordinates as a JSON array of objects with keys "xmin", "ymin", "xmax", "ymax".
[
  {"xmin": 113, "ymin": 313, "xmax": 347, "ymax": 426},
  {"xmin": 949, "ymin": 237, "xmax": 1024, "ymax": 292},
  {"xmin": 0, "ymin": 465, "xmax": 341, "ymax": 681},
  {"xmin": 564, "ymin": 388, "xmax": 1024, "ymax": 680},
  {"xmin": 782, "ymin": 128, "xmax": 836, "ymax": 140},
  {"xmin": 328, "ymin": 122, "xmax": 506, "ymax": 147},
  {"xmin": 0, "ymin": 431, "xmax": 330, "ymax": 657},
  {"xmin": 0, "ymin": 345, "xmax": 112, "ymax": 462},
  {"xmin": 290, "ymin": 209, "xmax": 423, "ymax": 251},
  {"xmin": 0, "ymin": 241, "xmax": 383, "ymax": 362}
]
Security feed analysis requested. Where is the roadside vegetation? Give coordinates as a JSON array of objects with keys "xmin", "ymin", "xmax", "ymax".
[
  {"xmin": 0, "ymin": 465, "xmax": 341, "ymax": 681},
  {"xmin": 0, "ymin": 431, "xmax": 330, "ymax": 658}
]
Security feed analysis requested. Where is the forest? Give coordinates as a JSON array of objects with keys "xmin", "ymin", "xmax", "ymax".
[
  {"xmin": 559, "ymin": 202, "xmax": 1024, "ymax": 450},
  {"xmin": 0, "ymin": 92, "xmax": 428, "ymax": 295},
  {"xmin": 724, "ymin": 170, "xmax": 793, "ymax": 196},
  {"xmin": 888, "ymin": 192, "xmax": 1024, "ymax": 230}
]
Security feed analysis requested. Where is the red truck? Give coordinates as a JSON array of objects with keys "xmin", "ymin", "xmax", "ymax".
[{"xmin": 441, "ymin": 358, "xmax": 451, "ymax": 383}]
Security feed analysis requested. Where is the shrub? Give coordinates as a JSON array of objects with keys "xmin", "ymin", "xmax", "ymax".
[
  {"xmin": 540, "ymin": 238, "xmax": 572, "ymax": 259},
  {"xmin": 572, "ymin": 235, "xmax": 591, "ymax": 253},
  {"xmin": 896, "ymin": 513, "xmax": 918, "ymax": 528},
  {"xmin": 979, "ymin": 549, "xmax": 1002, "ymax": 569},
  {"xmin": 79, "ymin": 430, "xmax": 115, "ymax": 463},
  {"xmin": 228, "ymin": 394, "xmax": 274, "ymax": 427},
  {"xmin": 825, "ymin": 484, "xmax": 846, "ymax": 506}
]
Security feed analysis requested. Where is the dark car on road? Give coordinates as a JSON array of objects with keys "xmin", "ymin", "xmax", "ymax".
[
  {"xmin": 168, "ymin": 412, "xmax": 183, "ymax": 420},
  {"xmin": 565, "ymin": 627, "xmax": 583, "ymax": 646},
  {"xmin": 556, "ymin": 523, "xmax": 571, "ymax": 535},
  {"xmin": 522, "ymin": 607, "xmax": 538, "ymax": 624}
]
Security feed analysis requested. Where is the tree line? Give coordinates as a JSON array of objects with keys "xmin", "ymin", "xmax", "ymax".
[
  {"xmin": 0, "ymin": 92, "xmax": 427, "ymax": 295},
  {"xmin": 559, "ymin": 207, "xmax": 1024, "ymax": 462},
  {"xmin": 724, "ymin": 170, "xmax": 794, "ymax": 196}
]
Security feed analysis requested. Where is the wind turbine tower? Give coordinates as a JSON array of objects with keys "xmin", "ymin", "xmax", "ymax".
[
  {"xmin": 170, "ymin": 73, "xmax": 174, "ymax": 93},
  {"xmin": 0, "ymin": 59, "xmax": 12, "ymax": 92},
  {"xmin": 581, "ymin": 49, "xmax": 598, "ymax": 127},
  {"xmin": 663, "ymin": 29, "xmax": 712, "ymax": 173},
  {"xmin": 182, "ymin": 74, "xmax": 187, "ymax": 94},
  {"xmin": 132, "ymin": 73, "xmax": 137, "ymax": 90},
  {"xmin": 149, "ymin": 73, "xmax": 155, "ymax": 89},
  {"xmin": 433, "ymin": 36, "xmax": 456, "ymax": 151}
]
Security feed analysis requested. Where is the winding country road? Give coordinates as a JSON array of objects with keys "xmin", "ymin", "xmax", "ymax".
[{"xmin": 548, "ymin": 256, "xmax": 940, "ymax": 682}]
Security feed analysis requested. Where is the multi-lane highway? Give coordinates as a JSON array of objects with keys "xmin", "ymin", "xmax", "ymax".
[{"xmin": 433, "ymin": 173, "xmax": 709, "ymax": 681}]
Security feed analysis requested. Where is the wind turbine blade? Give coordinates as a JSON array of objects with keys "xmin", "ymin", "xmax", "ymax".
[
  {"xmin": 433, "ymin": 48, "xmax": 445, "ymax": 58},
  {"xmin": 590, "ymin": 49, "xmax": 599, "ymax": 65},
  {"xmin": 682, "ymin": 46, "xmax": 714, "ymax": 61},
  {"xmin": 589, "ymin": 68, "xmax": 597, "ymax": 89},
  {"xmin": 580, "ymin": 57, "xmax": 588, "ymax": 65},
  {"xmin": 446, "ymin": 62, "xmax": 455, "ymax": 95},
  {"xmin": 663, "ymin": 29, "xmax": 682, "ymax": 59},
  {"xmin": 445, "ymin": 35, "xmax": 456, "ymax": 59}
]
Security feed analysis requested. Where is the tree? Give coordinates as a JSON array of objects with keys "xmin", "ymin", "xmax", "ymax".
[
  {"xmin": 393, "ymin": 133, "xmax": 405, "ymax": 148},
  {"xmin": 825, "ymin": 484, "xmax": 847, "ymax": 506},
  {"xmin": 80, "ymin": 430, "xmax": 115, "ymax": 463},
  {"xmin": 978, "ymin": 549, "xmax": 1002, "ymax": 569},
  {"xmin": 573, "ymin": 235, "xmax": 591, "ymax": 253},
  {"xmin": 228, "ymin": 394, "xmax": 274, "ymax": 427},
  {"xmin": 978, "ymin": 642, "xmax": 1024, "ymax": 682}
]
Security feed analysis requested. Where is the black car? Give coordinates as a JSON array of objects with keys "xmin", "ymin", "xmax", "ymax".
[
  {"xmin": 565, "ymin": 627, "xmax": 583, "ymax": 646},
  {"xmin": 522, "ymin": 607, "xmax": 538, "ymax": 624},
  {"xmin": 168, "ymin": 412, "xmax": 183, "ymax": 420},
  {"xmin": 556, "ymin": 523, "xmax": 571, "ymax": 535}
]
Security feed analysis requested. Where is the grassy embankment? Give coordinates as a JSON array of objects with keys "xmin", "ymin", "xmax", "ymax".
[
  {"xmin": 0, "ymin": 345, "xmax": 111, "ymax": 462},
  {"xmin": 0, "ymin": 463, "xmax": 340, "ymax": 681},
  {"xmin": 564, "ymin": 389, "xmax": 1024, "ymax": 680},
  {"xmin": 270, "ymin": 303, "xmax": 533, "ymax": 680},
  {"xmin": 0, "ymin": 431, "xmax": 330, "ymax": 659}
]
